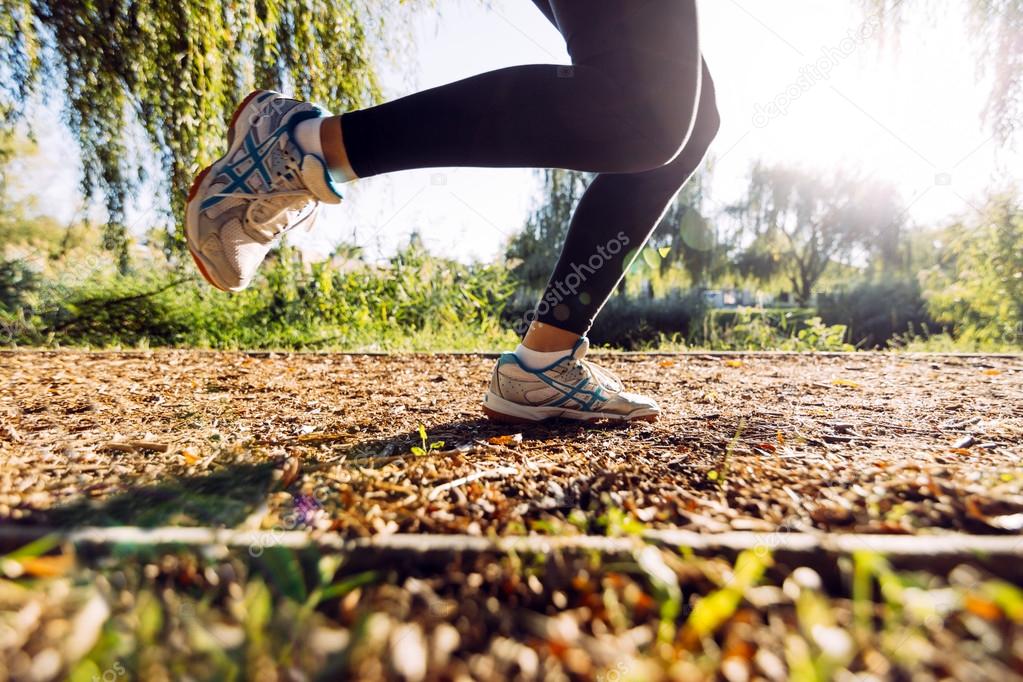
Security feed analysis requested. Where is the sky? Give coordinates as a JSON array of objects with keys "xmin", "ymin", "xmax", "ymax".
[{"xmin": 11, "ymin": 0, "xmax": 1023, "ymax": 263}]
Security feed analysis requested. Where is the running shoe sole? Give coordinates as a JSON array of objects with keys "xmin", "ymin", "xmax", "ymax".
[
  {"xmin": 481, "ymin": 390, "xmax": 659, "ymax": 424},
  {"xmin": 185, "ymin": 89, "xmax": 276, "ymax": 292}
]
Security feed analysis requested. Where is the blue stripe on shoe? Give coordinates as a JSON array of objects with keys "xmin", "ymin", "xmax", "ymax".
[
  {"xmin": 199, "ymin": 123, "xmax": 291, "ymax": 211},
  {"xmin": 532, "ymin": 369, "xmax": 608, "ymax": 412},
  {"xmin": 548, "ymin": 378, "xmax": 591, "ymax": 408},
  {"xmin": 246, "ymin": 135, "xmax": 273, "ymax": 187}
]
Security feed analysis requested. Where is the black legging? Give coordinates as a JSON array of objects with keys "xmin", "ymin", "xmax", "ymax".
[{"xmin": 341, "ymin": 0, "xmax": 719, "ymax": 335}]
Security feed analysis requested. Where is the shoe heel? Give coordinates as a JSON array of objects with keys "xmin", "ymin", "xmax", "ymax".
[
  {"xmin": 188, "ymin": 247, "xmax": 228, "ymax": 291},
  {"xmin": 187, "ymin": 165, "xmax": 212, "ymax": 202},
  {"xmin": 227, "ymin": 90, "xmax": 270, "ymax": 146},
  {"xmin": 482, "ymin": 406, "xmax": 539, "ymax": 425}
]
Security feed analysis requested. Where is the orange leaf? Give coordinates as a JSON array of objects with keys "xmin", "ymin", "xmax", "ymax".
[
  {"xmin": 487, "ymin": 434, "xmax": 523, "ymax": 446},
  {"xmin": 725, "ymin": 360, "xmax": 744, "ymax": 368},
  {"xmin": 20, "ymin": 554, "xmax": 74, "ymax": 578},
  {"xmin": 983, "ymin": 369, "xmax": 1002, "ymax": 376},
  {"xmin": 180, "ymin": 446, "xmax": 201, "ymax": 465},
  {"xmin": 965, "ymin": 594, "xmax": 1001, "ymax": 620},
  {"xmin": 659, "ymin": 359, "xmax": 675, "ymax": 368}
]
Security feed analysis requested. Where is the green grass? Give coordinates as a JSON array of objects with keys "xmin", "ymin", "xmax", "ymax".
[{"xmin": 1, "ymin": 245, "xmax": 1019, "ymax": 354}]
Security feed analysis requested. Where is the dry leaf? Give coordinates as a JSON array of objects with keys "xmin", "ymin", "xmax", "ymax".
[
  {"xmin": 988, "ymin": 513, "xmax": 1023, "ymax": 531},
  {"xmin": 964, "ymin": 594, "xmax": 1001, "ymax": 620},
  {"xmin": 725, "ymin": 360, "xmax": 744, "ymax": 368},
  {"xmin": 487, "ymin": 434, "xmax": 523, "ymax": 446},
  {"xmin": 831, "ymin": 379, "xmax": 860, "ymax": 388},
  {"xmin": 180, "ymin": 445, "xmax": 201, "ymax": 465},
  {"xmin": 19, "ymin": 554, "xmax": 74, "ymax": 578}
]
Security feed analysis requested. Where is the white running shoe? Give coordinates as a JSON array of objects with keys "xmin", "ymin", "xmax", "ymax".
[
  {"xmin": 185, "ymin": 90, "xmax": 344, "ymax": 291},
  {"xmin": 482, "ymin": 338, "xmax": 660, "ymax": 423}
]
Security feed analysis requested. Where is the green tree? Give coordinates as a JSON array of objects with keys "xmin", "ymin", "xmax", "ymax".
[
  {"xmin": 0, "ymin": 0, "xmax": 406, "ymax": 270},
  {"xmin": 921, "ymin": 194, "xmax": 1023, "ymax": 342},
  {"xmin": 647, "ymin": 173, "xmax": 728, "ymax": 286},
  {"xmin": 506, "ymin": 168, "xmax": 590, "ymax": 293},
  {"xmin": 728, "ymin": 163, "xmax": 903, "ymax": 305}
]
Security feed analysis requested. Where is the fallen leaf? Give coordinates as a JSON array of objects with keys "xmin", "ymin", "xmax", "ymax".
[
  {"xmin": 983, "ymin": 369, "xmax": 1002, "ymax": 376},
  {"xmin": 487, "ymin": 434, "xmax": 523, "ymax": 446},
  {"xmin": 988, "ymin": 513, "xmax": 1023, "ymax": 531},
  {"xmin": 831, "ymin": 379, "xmax": 860, "ymax": 388},
  {"xmin": 19, "ymin": 554, "xmax": 74, "ymax": 578},
  {"xmin": 725, "ymin": 360, "xmax": 744, "ymax": 368},
  {"xmin": 180, "ymin": 445, "xmax": 201, "ymax": 465},
  {"xmin": 659, "ymin": 359, "xmax": 675, "ymax": 368},
  {"xmin": 965, "ymin": 594, "xmax": 1001, "ymax": 620}
]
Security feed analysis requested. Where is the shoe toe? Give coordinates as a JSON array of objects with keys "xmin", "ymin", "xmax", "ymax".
[
  {"xmin": 211, "ymin": 219, "xmax": 274, "ymax": 288},
  {"xmin": 616, "ymin": 391, "xmax": 661, "ymax": 413}
]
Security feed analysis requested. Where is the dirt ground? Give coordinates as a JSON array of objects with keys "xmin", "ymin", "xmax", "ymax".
[
  {"xmin": 3, "ymin": 349, "xmax": 1023, "ymax": 681},
  {"xmin": 2, "ymin": 349, "xmax": 1021, "ymax": 536}
]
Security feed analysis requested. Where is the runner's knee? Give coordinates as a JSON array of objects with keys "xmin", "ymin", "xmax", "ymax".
[{"xmin": 612, "ymin": 80, "xmax": 708, "ymax": 173}]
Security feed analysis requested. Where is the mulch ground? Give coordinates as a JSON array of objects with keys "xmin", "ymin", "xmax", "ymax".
[
  {"xmin": 2, "ymin": 350, "xmax": 1023, "ymax": 681},
  {"xmin": 2, "ymin": 349, "xmax": 1021, "ymax": 536}
]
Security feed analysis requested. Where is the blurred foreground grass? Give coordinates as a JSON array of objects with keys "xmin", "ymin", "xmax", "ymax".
[{"xmin": 2, "ymin": 533, "xmax": 1021, "ymax": 681}]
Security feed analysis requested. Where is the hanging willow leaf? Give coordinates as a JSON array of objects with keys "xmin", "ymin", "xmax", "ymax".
[
  {"xmin": 865, "ymin": 0, "xmax": 1023, "ymax": 143},
  {"xmin": 0, "ymin": 0, "xmax": 414, "ymax": 270}
]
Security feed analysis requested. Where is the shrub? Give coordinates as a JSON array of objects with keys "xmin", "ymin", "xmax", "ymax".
[
  {"xmin": 503, "ymin": 291, "xmax": 706, "ymax": 350},
  {"xmin": 818, "ymin": 279, "xmax": 938, "ymax": 349},
  {"xmin": 0, "ymin": 243, "xmax": 518, "ymax": 351},
  {"xmin": 698, "ymin": 308, "xmax": 852, "ymax": 351}
]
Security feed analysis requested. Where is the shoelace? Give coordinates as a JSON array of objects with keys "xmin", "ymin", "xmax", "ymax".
[
  {"xmin": 563, "ymin": 358, "xmax": 622, "ymax": 393},
  {"xmin": 582, "ymin": 360, "xmax": 623, "ymax": 391},
  {"xmin": 209, "ymin": 138, "xmax": 320, "ymax": 245}
]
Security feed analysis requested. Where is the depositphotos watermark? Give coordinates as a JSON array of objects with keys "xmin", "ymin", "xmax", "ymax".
[
  {"xmin": 90, "ymin": 661, "xmax": 126, "ymax": 682},
  {"xmin": 752, "ymin": 12, "xmax": 884, "ymax": 128},
  {"xmin": 514, "ymin": 231, "xmax": 631, "ymax": 334},
  {"xmin": 248, "ymin": 484, "xmax": 333, "ymax": 557}
]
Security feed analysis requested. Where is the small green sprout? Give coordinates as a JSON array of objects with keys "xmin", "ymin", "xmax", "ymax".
[{"xmin": 411, "ymin": 423, "xmax": 445, "ymax": 456}]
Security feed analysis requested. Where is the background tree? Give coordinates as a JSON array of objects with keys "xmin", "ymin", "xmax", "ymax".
[
  {"xmin": 921, "ymin": 193, "xmax": 1023, "ymax": 341},
  {"xmin": 505, "ymin": 169, "xmax": 589, "ymax": 293},
  {"xmin": 0, "ymin": 0, "xmax": 410, "ymax": 270},
  {"xmin": 729, "ymin": 164, "xmax": 903, "ymax": 305},
  {"xmin": 647, "ymin": 172, "xmax": 729, "ymax": 286}
]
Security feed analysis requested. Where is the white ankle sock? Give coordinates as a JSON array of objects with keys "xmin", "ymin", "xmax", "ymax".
[
  {"xmin": 514, "ymin": 344, "xmax": 570, "ymax": 370},
  {"xmin": 293, "ymin": 117, "xmax": 354, "ymax": 183},
  {"xmin": 293, "ymin": 118, "xmax": 325, "ymax": 157}
]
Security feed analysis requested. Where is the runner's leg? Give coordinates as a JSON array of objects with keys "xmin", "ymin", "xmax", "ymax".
[
  {"xmin": 337, "ymin": 1, "xmax": 702, "ymax": 178},
  {"xmin": 529, "ymin": 60, "xmax": 719, "ymax": 337}
]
